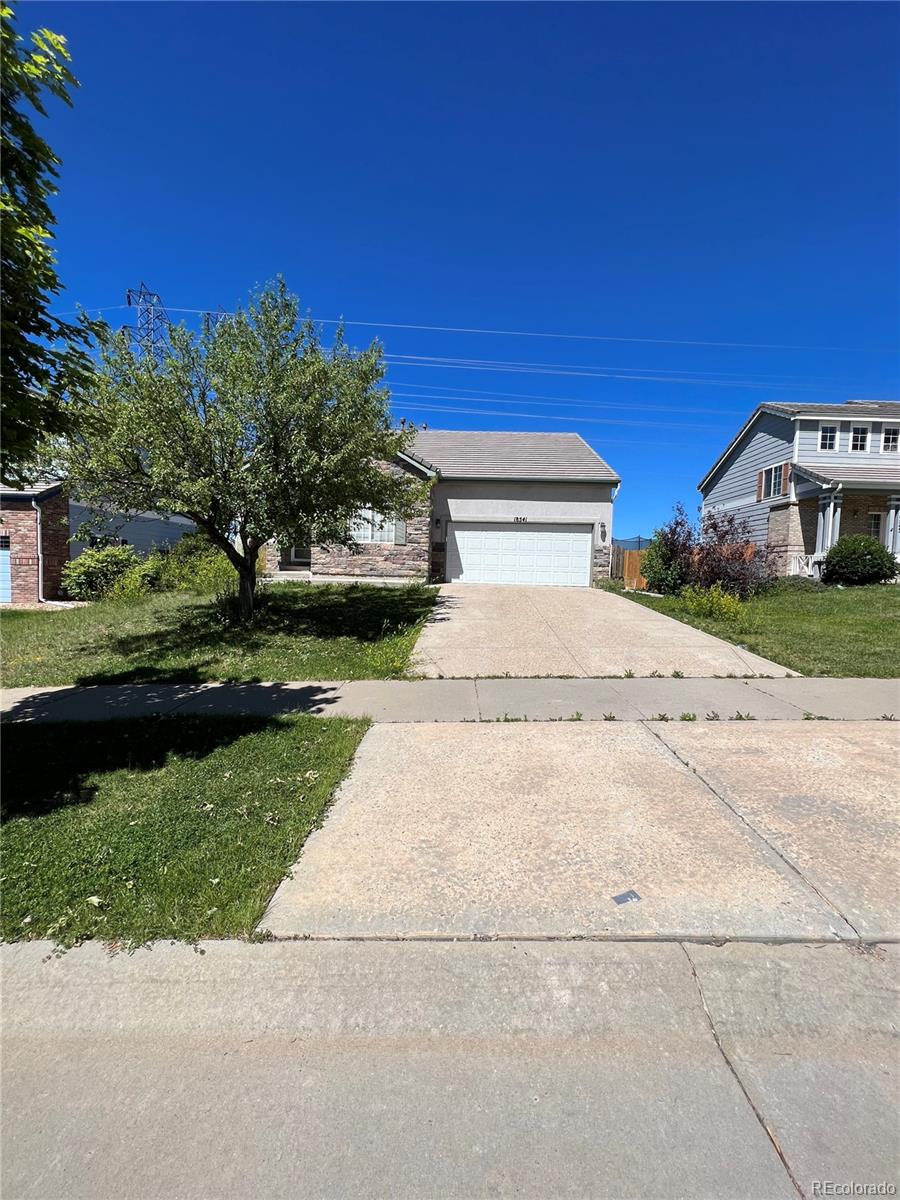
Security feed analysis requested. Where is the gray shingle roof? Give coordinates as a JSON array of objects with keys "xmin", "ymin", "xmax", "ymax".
[
  {"xmin": 410, "ymin": 430, "xmax": 619, "ymax": 482},
  {"xmin": 0, "ymin": 480, "xmax": 63, "ymax": 501},
  {"xmin": 795, "ymin": 462, "xmax": 900, "ymax": 487},
  {"xmin": 699, "ymin": 400, "xmax": 900, "ymax": 491},
  {"xmin": 763, "ymin": 401, "xmax": 900, "ymax": 419}
]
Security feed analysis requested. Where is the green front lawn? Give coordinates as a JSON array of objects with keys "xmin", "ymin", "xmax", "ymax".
[
  {"xmin": 630, "ymin": 584, "xmax": 900, "ymax": 677},
  {"xmin": 1, "ymin": 715, "xmax": 367, "ymax": 945},
  {"xmin": 1, "ymin": 581, "xmax": 437, "ymax": 686}
]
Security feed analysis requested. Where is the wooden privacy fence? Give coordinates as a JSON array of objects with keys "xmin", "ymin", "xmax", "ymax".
[{"xmin": 611, "ymin": 545, "xmax": 648, "ymax": 590}]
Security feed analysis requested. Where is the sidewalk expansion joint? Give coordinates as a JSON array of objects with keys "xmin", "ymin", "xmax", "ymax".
[
  {"xmin": 645, "ymin": 723, "xmax": 864, "ymax": 940},
  {"xmin": 681, "ymin": 943, "xmax": 807, "ymax": 1199}
]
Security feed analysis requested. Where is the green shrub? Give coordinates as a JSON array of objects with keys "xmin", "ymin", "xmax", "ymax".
[
  {"xmin": 680, "ymin": 582, "xmax": 745, "ymax": 622},
  {"xmin": 595, "ymin": 577, "xmax": 627, "ymax": 593},
  {"xmin": 158, "ymin": 534, "xmax": 235, "ymax": 594},
  {"xmin": 107, "ymin": 554, "xmax": 166, "ymax": 602},
  {"xmin": 822, "ymin": 535, "xmax": 898, "ymax": 586},
  {"xmin": 62, "ymin": 545, "xmax": 140, "ymax": 600}
]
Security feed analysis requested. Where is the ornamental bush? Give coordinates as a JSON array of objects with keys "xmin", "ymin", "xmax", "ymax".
[
  {"xmin": 157, "ymin": 534, "xmax": 235, "ymax": 594},
  {"xmin": 61, "ymin": 545, "xmax": 139, "ymax": 600},
  {"xmin": 821, "ymin": 535, "xmax": 897, "ymax": 586},
  {"xmin": 641, "ymin": 504, "xmax": 694, "ymax": 594},
  {"xmin": 680, "ymin": 582, "xmax": 745, "ymax": 622},
  {"xmin": 107, "ymin": 554, "xmax": 166, "ymax": 602}
]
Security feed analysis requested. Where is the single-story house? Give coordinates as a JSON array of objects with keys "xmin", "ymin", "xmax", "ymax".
[
  {"xmin": 269, "ymin": 430, "xmax": 620, "ymax": 587},
  {"xmin": 0, "ymin": 483, "xmax": 195, "ymax": 605},
  {"xmin": 698, "ymin": 399, "xmax": 900, "ymax": 576}
]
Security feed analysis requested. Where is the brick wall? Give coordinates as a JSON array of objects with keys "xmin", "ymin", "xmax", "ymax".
[
  {"xmin": 1, "ymin": 500, "xmax": 39, "ymax": 603},
  {"xmin": 766, "ymin": 500, "xmax": 818, "ymax": 575},
  {"xmin": 0, "ymin": 492, "xmax": 71, "ymax": 603},
  {"xmin": 40, "ymin": 491, "xmax": 70, "ymax": 598},
  {"xmin": 839, "ymin": 493, "xmax": 890, "ymax": 540}
]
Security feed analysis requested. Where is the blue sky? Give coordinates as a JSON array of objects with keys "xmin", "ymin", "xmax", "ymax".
[{"xmin": 25, "ymin": 0, "xmax": 900, "ymax": 536}]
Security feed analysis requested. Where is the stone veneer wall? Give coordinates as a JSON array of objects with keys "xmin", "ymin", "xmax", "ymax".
[
  {"xmin": 309, "ymin": 512, "xmax": 431, "ymax": 579},
  {"xmin": 592, "ymin": 544, "xmax": 611, "ymax": 582},
  {"xmin": 0, "ymin": 491, "xmax": 70, "ymax": 603}
]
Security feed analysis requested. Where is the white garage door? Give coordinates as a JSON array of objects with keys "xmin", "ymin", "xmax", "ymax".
[{"xmin": 446, "ymin": 522, "xmax": 593, "ymax": 586}]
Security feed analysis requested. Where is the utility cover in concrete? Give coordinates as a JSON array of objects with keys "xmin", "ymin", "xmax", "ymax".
[{"xmin": 262, "ymin": 723, "xmax": 853, "ymax": 939}]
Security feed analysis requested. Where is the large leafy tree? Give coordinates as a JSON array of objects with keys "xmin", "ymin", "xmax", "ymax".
[
  {"xmin": 58, "ymin": 281, "xmax": 431, "ymax": 620},
  {"xmin": 1, "ymin": 3, "xmax": 96, "ymax": 485}
]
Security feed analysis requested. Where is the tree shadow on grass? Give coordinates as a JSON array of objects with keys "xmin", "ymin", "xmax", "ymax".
[
  {"xmin": 75, "ymin": 583, "xmax": 442, "ymax": 685},
  {"xmin": 1, "ymin": 714, "xmax": 282, "ymax": 823}
]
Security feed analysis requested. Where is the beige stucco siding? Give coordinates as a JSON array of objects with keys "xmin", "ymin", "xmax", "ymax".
[{"xmin": 431, "ymin": 481, "xmax": 614, "ymax": 541}]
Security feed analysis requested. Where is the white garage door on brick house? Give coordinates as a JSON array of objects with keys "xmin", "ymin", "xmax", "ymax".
[{"xmin": 446, "ymin": 521, "xmax": 593, "ymax": 586}]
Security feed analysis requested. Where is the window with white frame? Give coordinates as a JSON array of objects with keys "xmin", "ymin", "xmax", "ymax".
[
  {"xmin": 882, "ymin": 426, "xmax": 899, "ymax": 453},
  {"xmin": 761, "ymin": 463, "xmax": 785, "ymax": 500},
  {"xmin": 868, "ymin": 512, "xmax": 883, "ymax": 541},
  {"xmin": 850, "ymin": 425, "xmax": 870, "ymax": 452},
  {"xmin": 818, "ymin": 424, "xmax": 837, "ymax": 451},
  {"xmin": 352, "ymin": 507, "xmax": 395, "ymax": 544}
]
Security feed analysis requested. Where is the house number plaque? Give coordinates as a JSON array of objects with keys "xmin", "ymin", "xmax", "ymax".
[{"xmin": 513, "ymin": 516, "xmax": 528, "ymax": 523}]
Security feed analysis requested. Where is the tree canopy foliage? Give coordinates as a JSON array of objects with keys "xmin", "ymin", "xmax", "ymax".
[
  {"xmin": 1, "ymin": 4, "xmax": 96, "ymax": 484},
  {"xmin": 58, "ymin": 281, "xmax": 431, "ymax": 619}
]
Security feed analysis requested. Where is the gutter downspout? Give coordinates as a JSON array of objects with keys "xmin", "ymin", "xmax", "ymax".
[{"xmin": 31, "ymin": 498, "xmax": 45, "ymax": 602}]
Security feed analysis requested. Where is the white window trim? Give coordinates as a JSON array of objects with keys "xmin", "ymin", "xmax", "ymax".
[
  {"xmin": 352, "ymin": 507, "xmax": 396, "ymax": 545},
  {"xmin": 868, "ymin": 511, "xmax": 884, "ymax": 542},
  {"xmin": 817, "ymin": 421, "xmax": 838, "ymax": 453},
  {"xmin": 761, "ymin": 462, "xmax": 787, "ymax": 501},
  {"xmin": 849, "ymin": 422, "xmax": 872, "ymax": 453},
  {"xmin": 881, "ymin": 426, "xmax": 899, "ymax": 453}
]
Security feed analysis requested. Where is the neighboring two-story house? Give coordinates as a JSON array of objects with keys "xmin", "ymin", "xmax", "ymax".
[{"xmin": 698, "ymin": 400, "xmax": 900, "ymax": 577}]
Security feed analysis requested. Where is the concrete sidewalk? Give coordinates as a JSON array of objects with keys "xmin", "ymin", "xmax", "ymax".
[
  {"xmin": 2, "ymin": 939, "xmax": 896, "ymax": 1200},
  {"xmin": 3, "ymin": 675, "xmax": 899, "ymax": 723}
]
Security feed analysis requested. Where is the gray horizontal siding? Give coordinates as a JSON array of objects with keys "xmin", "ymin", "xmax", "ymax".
[
  {"xmin": 69, "ymin": 503, "xmax": 195, "ymax": 558},
  {"xmin": 796, "ymin": 418, "xmax": 899, "ymax": 464},
  {"xmin": 701, "ymin": 412, "xmax": 793, "ymax": 544}
]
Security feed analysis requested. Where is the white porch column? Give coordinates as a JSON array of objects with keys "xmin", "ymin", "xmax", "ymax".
[
  {"xmin": 889, "ymin": 495, "xmax": 900, "ymax": 556},
  {"xmin": 823, "ymin": 495, "xmax": 835, "ymax": 551},
  {"xmin": 815, "ymin": 501, "xmax": 826, "ymax": 554},
  {"xmin": 830, "ymin": 495, "xmax": 842, "ymax": 545}
]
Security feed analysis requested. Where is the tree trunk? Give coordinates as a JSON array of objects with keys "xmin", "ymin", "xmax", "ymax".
[{"xmin": 237, "ymin": 560, "xmax": 257, "ymax": 623}]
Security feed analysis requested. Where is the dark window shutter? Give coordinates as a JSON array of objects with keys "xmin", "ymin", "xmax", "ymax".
[
  {"xmin": 781, "ymin": 463, "xmax": 790, "ymax": 495},
  {"xmin": 756, "ymin": 471, "xmax": 764, "ymax": 502},
  {"xmin": 394, "ymin": 519, "xmax": 407, "ymax": 545}
]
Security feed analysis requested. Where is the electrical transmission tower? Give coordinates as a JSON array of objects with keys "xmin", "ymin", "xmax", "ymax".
[{"xmin": 125, "ymin": 282, "xmax": 171, "ymax": 359}]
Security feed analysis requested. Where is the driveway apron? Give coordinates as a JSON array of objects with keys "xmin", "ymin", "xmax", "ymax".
[{"xmin": 413, "ymin": 584, "xmax": 790, "ymax": 678}]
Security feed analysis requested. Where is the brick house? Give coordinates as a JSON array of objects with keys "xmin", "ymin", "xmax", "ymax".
[
  {"xmin": 0, "ymin": 483, "xmax": 195, "ymax": 605},
  {"xmin": 268, "ymin": 430, "xmax": 620, "ymax": 587},
  {"xmin": 0, "ymin": 482, "xmax": 70, "ymax": 604}
]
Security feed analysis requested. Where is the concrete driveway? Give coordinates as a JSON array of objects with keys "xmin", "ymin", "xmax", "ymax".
[
  {"xmin": 263, "ymin": 721, "xmax": 898, "ymax": 940},
  {"xmin": 413, "ymin": 584, "xmax": 790, "ymax": 678}
]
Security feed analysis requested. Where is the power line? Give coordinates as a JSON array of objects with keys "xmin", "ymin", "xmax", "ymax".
[
  {"xmin": 385, "ymin": 354, "xmax": 835, "ymax": 391},
  {"xmin": 317, "ymin": 317, "xmax": 893, "ymax": 354},
  {"xmin": 388, "ymin": 389, "xmax": 747, "ymax": 418},
  {"xmin": 55, "ymin": 301, "xmax": 896, "ymax": 356},
  {"xmin": 391, "ymin": 399, "xmax": 728, "ymax": 431}
]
